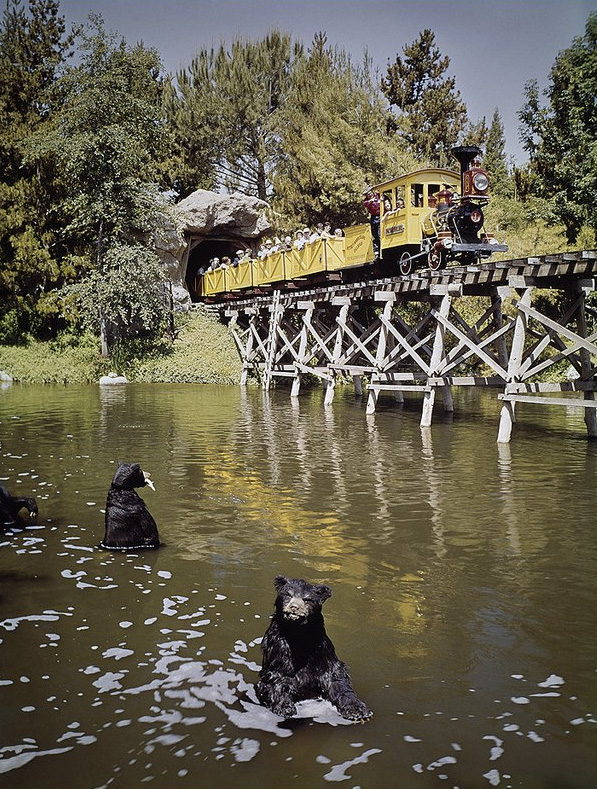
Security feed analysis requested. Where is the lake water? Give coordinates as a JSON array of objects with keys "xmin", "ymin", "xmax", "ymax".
[{"xmin": 1, "ymin": 382, "xmax": 596, "ymax": 788}]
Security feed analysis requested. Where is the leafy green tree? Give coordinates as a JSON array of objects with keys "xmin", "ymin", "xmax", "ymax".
[
  {"xmin": 166, "ymin": 31, "xmax": 302, "ymax": 199},
  {"xmin": 29, "ymin": 14, "xmax": 169, "ymax": 259},
  {"xmin": 273, "ymin": 34, "xmax": 412, "ymax": 229},
  {"xmin": 61, "ymin": 243, "xmax": 169, "ymax": 352},
  {"xmin": 382, "ymin": 29, "xmax": 468, "ymax": 167},
  {"xmin": 26, "ymin": 15, "xmax": 173, "ymax": 353},
  {"xmin": 519, "ymin": 12, "xmax": 597, "ymax": 242},
  {"xmin": 0, "ymin": 0, "xmax": 77, "ymax": 341}
]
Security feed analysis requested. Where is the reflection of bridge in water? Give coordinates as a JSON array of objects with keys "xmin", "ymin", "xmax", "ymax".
[{"xmin": 213, "ymin": 251, "xmax": 597, "ymax": 442}]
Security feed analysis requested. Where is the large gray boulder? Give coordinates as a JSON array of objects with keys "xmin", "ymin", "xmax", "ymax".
[
  {"xmin": 178, "ymin": 189, "xmax": 271, "ymax": 237},
  {"xmin": 154, "ymin": 190, "xmax": 272, "ymax": 309}
]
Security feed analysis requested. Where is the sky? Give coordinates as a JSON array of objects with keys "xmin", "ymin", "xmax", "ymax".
[{"xmin": 59, "ymin": 0, "xmax": 597, "ymax": 164}]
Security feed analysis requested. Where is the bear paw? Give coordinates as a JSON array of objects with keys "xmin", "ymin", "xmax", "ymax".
[
  {"xmin": 338, "ymin": 698, "xmax": 373, "ymax": 722},
  {"xmin": 271, "ymin": 698, "xmax": 297, "ymax": 719}
]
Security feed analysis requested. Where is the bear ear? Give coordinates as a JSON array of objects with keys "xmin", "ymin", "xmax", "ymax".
[
  {"xmin": 315, "ymin": 584, "xmax": 332, "ymax": 602},
  {"xmin": 274, "ymin": 575, "xmax": 288, "ymax": 592}
]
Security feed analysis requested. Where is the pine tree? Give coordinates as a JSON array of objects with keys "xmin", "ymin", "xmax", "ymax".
[
  {"xmin": 273, "ymin": 34, "xmax": 411, "ymax": 229},
  {"xmin": 484, "ymin": 109, "xmax": 511, "ymax": 197},
  {"xmin": 382, "ymin": 29, "xmax": 468, "ymax": 167},
  {"xmin": 0, "ymin": 0, "xmax": 77, "ymax": 341},
  {"xmin": 165, "ymin": 31, "xmax": 302, "ymax": 200}
]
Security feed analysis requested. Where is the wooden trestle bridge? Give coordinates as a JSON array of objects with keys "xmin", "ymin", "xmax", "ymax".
[{"xmin": 214, "ymin": 250, "xmax": 597, "ymax": 442}]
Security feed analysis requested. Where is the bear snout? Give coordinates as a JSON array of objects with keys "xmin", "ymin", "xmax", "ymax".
[{"xmin": 282, "ymin": 596, "xmax": 310, "ymax": 621}]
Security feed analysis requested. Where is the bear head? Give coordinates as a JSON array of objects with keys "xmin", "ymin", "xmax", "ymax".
[
  {"xmin": 273, "ymin": 575, "xmax": 332, "ymax": 624},
  {"xmin": 111, "ymin": 462, "xmax": 155, "ymax": 492}
]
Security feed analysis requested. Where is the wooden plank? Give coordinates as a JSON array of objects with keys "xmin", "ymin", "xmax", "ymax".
[
  {"xmin": 428, "ymin": 376, "xmax": 505, "ymax": 386},
  {"xmin": 498, "ymin": 394, "xmax": 597, "ymax": 408},
  {"xmin": 506, "ymin": 381, "xmax": 597, "ymax": 393},
  {"xmin": 367, "ymin": 384, "xmax": 431, "ymax": 392},
  {"xmin": 374, "ymin": 291, "xmax": 396, "ymax": 302}
]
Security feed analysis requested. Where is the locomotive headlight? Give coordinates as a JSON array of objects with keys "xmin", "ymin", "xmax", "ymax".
[{"xmin": 473, "ymin": 172, "xmax": 489, "ymax": 192}]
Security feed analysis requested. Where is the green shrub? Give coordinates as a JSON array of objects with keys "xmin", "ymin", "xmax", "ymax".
[{"xmin": 0, "ymin": 308, "xmax": 242, "ymax": 384}]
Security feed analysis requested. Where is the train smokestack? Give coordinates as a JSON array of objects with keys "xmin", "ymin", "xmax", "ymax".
[{"xmin": 452, "ymin": 145, "xmax": 482, "ymax": 192}]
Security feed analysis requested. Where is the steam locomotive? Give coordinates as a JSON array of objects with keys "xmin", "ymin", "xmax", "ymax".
[{"xmin": 196, "ymin": 145, "xmax": 507, "ymax": 300}]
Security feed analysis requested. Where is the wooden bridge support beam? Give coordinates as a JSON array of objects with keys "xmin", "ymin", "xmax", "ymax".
[
  {"xmin": 577, "ymin": 282, "xmax": 597, "ymax": 438},
  {"xmin": 290, "ymin": 302, "xmax": 313, "ymax": 399},
  {"xmin": 497, "ymin": 287, "xmax": 532, "ymax": 443},
  {"xmin": 324, "ymin": 299, "xmax": 351, "ymax": 406},
  {"xmin": 421, "ymin": 291, "xmax": 453, "ymax": 428},
  {"xmin": 366, "ymin": 294, "xmax": 395, "ymax": 415}
]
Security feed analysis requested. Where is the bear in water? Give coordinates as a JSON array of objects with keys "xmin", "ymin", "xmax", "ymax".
[
  {"xmin": 255, "ymin": 575, "xmax": 373, "ymax": 722},
  {"xmin": 0, "ymin": 484, "xmax": 38, "ymax": 529},
  {"xmin": 100, "ymin": 462, "xmax": 159, "ymax": 551}
]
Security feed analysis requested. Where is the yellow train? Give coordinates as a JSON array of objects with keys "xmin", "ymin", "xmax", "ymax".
[{"xmin": 196, "ymin": 145, "xmax": 507, "ymax": 300}]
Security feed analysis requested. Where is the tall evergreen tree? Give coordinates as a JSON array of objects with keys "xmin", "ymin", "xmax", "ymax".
[
  {"xmin": 519, "ymin": 12, "xmax": 597, "ymax": 242},
  {"xmin": 484, "ymin": 108, "xmax": 511, "ymax": 196},
  {"xmin": 166, "ymin": 31, "xmax": 302, "ymax": 200},
  {"xmin": 0, "ymin": 0, "xmax": 77, "ymax": 341},
  {"xmin": 273, "ymin": 34, "xmax": 411, "ymax": 228},
  {"xmin": 382, "ymin": 29, "xmax": 468, "ymax": 167}
]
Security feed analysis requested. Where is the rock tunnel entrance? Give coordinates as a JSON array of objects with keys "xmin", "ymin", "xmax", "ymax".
[{"xmin": 185, "ymin": 237, "xmax": 250, "ymax": 301}]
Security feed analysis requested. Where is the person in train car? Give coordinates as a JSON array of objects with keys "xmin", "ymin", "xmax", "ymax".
[
  {"xmin": 321, "ymin": 222, "xmax": 333, "ymax": 238},
  {"xmin": 363, "ymin": 187, "xmax": 381, "ymax": 258},
  {"xmin": 294, "ymin": 229, "xmax": 306, "ymax": 250}
]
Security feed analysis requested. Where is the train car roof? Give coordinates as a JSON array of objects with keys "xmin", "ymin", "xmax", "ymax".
[{"xmin": 373, "ymin": 168, "xmax": 459, "ymax": 190}]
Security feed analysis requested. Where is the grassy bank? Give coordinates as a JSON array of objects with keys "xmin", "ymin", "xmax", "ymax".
[{"xmin": 0, "ymin": 307, "xmax": 243, "ymax": 385}]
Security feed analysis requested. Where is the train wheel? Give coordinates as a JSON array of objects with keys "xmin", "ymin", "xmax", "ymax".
[
  {"xmin": 399, "ymin": 252, "xmax": 413, "ymax": 276},
  {"xmin": 428, "ymin": 249, "xmax": 444, "ymax": 271}
]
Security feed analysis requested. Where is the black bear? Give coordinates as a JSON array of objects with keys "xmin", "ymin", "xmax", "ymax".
[
  {"xmin": 255, "ymin": 575, "xmax": 373, "ymax": 722},
  {"xmin": 100, "ymin": 462, "xmax": 159, "ymax": 551},
  {"xmin": 0, "ymin": 483, "xmax": 38, "ymax": 529}
]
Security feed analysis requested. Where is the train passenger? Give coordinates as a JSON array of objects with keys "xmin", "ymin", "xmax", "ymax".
[
  {"xmin": 283, "ymin": 236, "xmax": 293, "ymax": 251},
  {"xmin": 321, "ymin": 223, "xmax": 333, "ymax": 238},
  {"xmin": 233, "ymin": 249, "xmax": 247, "ymax": 266},
  {"xmin": 294, "ymin": 230, "xmax": 306, "ymax": 250},
  {"xmin": 363, "ymin": 187, "xmax": 381, "ymax": 259},
  {"xmin": 220, "ymin": 256, "xmax": 231, "ymax": 269},
  {"xmin": 334, "ymin": 228, "xmax": 344, "ymax": 238}
]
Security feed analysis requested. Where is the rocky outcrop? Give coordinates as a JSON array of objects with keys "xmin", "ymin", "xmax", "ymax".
[
  {"xmin": 178, "ymin": 189, "xmax": 270, "ymax": 237},
  {"xmin": 154, "ymin": 190, "xmax": 272, "ymax": 310}
]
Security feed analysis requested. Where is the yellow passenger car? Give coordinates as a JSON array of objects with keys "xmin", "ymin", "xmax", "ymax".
[{"xmin": 377, "ymin": 168, "xmax": 460, "ymax": 258}]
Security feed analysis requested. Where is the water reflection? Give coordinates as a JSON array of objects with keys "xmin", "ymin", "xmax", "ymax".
[{"xmin": 1, "ymin": 383, "xmax": 596, "ymax": 788}]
